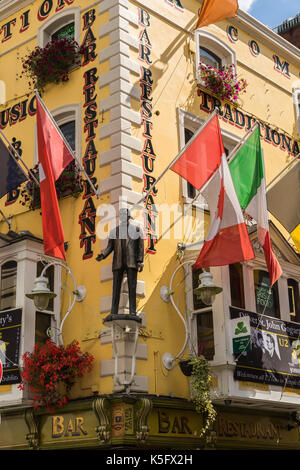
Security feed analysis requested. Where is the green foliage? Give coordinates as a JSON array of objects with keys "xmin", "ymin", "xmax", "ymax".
[{"xmin": 188, "ymin": 355, "xmax": 217, "ymax": 438}]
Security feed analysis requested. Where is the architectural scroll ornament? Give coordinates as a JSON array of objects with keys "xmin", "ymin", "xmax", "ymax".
[
  {"xmin": 93, "ymin": 398, "xmax": 111, "ymax": 444},
  {"xmin": 135, "ymin": 398, "xmax": 153, "ymax": 443},
  {"xmin": 25, "ymin": 408, "xmax": 40, "ymax": 450}
]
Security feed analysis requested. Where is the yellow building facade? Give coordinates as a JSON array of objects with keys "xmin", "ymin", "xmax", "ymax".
[{"xmin": 0, "ymin": 0, "xmax": 300, "ymax": 450}]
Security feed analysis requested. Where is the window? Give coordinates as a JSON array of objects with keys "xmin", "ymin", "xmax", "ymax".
[
  {"xmin": 0, "ymin": 261, "xmax": 17, "ymax": 311},
  {"xmin": 200, "ymin": 47, "xmax": 222, "ymax": 69},
  {"xmin": 229, "ymin": 263, "xmax": 245, "ymax": 309},
  {"xmin": 37, "ymin": 7, "xmax": 80, "ymax": 47},
  {"xmin": 35, "ymin": 311, "xmax": 52, "ymax": 346},
  {"xmin": 59, "ymin": 120, "xmax": 76, "ymax": 151},
  {"xmin": 193, "ymin": 267, "xmax": 215, "ymax": 360},
  {"xmin": 195, "ymin": 30, "xmax": 236, "ymax": 82},
  {"xmin": 254, "ymin": 270, "xmax": 280, "ymax": 318},
  {"xmin": 51, "ymin": 22, "xmax": 75, "ymax": 42}
]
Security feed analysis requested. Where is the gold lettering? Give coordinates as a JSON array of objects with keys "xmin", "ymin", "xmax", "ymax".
[
  {"xmin": 171, "ymin": 416, "xmax": 181, "ymax": 434},
  {"xmin": 52, "ymin": 416, "xmax": 64, "ymax": 438},
  {"xmin": 158, "ymin": 411, "xmax": 170, "ymax": 433},
  {"xmin": 76, "ymin": 417, "xmax": 88, "ymax": 436},
  {"xmin": 180, "ymin": 417, "xmax": 192, "ymax": 435},
  {"xmin": 64, "ymin": 418, "xmax": 75, "ymax": 437}
]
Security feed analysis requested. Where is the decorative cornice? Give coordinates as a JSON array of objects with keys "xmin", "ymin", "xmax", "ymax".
[
  {"xmin": 0, "ymin": 0, "xmax": 32, "ymax": 21},
  {"xmin": 234, "ymin": 9, "xmax": 300, "ymax": 65}
]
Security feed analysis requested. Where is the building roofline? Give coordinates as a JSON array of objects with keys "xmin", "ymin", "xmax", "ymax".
[{"xmin": 232, "ymin": 8, "xmax": 300, "ymax": 65}]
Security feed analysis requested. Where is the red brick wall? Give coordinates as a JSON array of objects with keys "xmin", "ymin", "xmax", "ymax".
[{"xmin": 279, "ymin": 24, "xmax": 300, "ymax": 49}]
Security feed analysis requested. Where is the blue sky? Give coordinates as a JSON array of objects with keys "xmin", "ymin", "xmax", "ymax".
[{"xmin": 239, "ymin": 0, "xmax": 300, "ymax": 29}]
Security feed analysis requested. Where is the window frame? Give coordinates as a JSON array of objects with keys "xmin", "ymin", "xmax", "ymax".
[
  {"xmin": 195, "ymin": 30, "xmax": 236, "ymax": 83},
  {"xmin": 37, "ymin": 6, "xmax": 81, "ymax": 48}
]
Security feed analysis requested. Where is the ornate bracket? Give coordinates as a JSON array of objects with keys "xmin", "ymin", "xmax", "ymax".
[
  {"xmin": 25, "ymin": 408, "xmax": 40, "ymax": 450},
  {"xmin": 135, "ymin": 398, "xmax": 153, "ymax": 443},
  {"xmin": 93, "ymin": 398, "xmax": 111, "ymax": 445}
]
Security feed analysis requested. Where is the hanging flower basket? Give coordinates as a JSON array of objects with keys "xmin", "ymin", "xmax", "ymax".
[
  {"xmin": 18, "ymin": 339, "xmax": 94, "ymax": 412},
  {"xmin": 19, "ymin": 160, "xmax": 83, "ymax": 210},
  {"xmin": 199, "ymin": 63, "xmax": 247, "ymax": 104},
  {"xmin": 21, "ymin": 37, "xmax": 84, "ymax": 92}
]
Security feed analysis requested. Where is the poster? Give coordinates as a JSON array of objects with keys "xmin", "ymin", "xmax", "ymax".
[
  {"xmin": 0, "ymin": 308, "xmax": 22, "ymax": 385},
  {"xmin": 230, "ymin": 306, "xmax": 300, "ymax": 389}
]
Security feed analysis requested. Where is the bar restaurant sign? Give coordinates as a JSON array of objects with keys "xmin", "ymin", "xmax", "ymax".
[
  {"xmin": 230, "ymin": 306, "xmax": 300, "ymax": 389},
  {"xmin": 0, "ymin": 308, "xmax": 22, "ymax": 385}
]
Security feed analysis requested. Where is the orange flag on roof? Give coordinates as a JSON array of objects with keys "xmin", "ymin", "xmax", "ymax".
[{"xmin": 196, "ymin": 0, "xmax": 238, "ymax": 29}]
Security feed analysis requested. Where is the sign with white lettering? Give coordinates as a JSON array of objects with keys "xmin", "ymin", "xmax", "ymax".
[
  {"xmin": 0, "ymin": 308, "xmax": 22, "ymax": 384},
  {"xmin": 230, "ymin": 316, "xmax": 251, "ymax": 354},
  {"xmin": 230, "ymin": 306, "xmax": 300, "ymax": 389}
]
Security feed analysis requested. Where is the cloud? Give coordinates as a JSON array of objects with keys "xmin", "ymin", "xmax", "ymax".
[{"xmin": 238, "ymin": 0, "xmax": 258, "ymax": 12}]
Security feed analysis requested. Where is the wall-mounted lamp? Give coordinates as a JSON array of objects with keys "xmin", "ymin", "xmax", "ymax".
[
  {"xmin": 193, "ymin": 271, "xmax": 222, "ymax": 306},
  {"xmin": 26, "ymin": 261, "xmax": 86, "ymax": 345},
  {"xmin": 26, "ymin": 276, "xmax": 57, "ymax": 311}
]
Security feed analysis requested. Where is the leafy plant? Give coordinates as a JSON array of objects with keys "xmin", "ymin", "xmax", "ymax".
[
  {"xmin": 199, "ymin": 63, "xmax": 247, "ymax": 103},
  {"xmin": 188, "ymin": 355, "xmax": 217, "ymax": 437},
  {"xmin": 18, "ymin": 339, "xmax": 94, "ymax": 413},
  {"xmin": 21, "ymin": 37, "xmax": 84, "ymax": 92}
]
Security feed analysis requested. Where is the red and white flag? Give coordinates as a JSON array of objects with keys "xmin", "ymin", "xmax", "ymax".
[
  {"xmin": 190, "ymin": 122, "xmax": 254, "ymax": 268},
  {"xmin": 171, "ymin": 113, "xmax": 222, "ymax": 191},
  {"xmin": 36, "ymin": 95, "xmax": 74, "ymax": 260}
]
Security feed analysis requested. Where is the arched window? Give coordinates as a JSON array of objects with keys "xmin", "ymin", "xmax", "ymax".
[
  {"xmin": 195, "ymin": 30, "xmax": 236, "ymax": 81},
  {"xmin": 37, "ymin": 7, "xmax": 80, "ymax": 47}
]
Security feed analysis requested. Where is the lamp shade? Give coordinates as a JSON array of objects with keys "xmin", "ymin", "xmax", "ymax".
[
  {"xmin": 193, "ymin": 271, "xmax": 222, "ymax": 306},
  {"xmin": 26, "ymin": 276, "xmax": 57, "ymax": 310}
]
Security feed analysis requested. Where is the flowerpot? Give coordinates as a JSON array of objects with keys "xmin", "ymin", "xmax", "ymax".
[{"xmin": 179, "ymin": 360, "xmax": 193, "ymax": 376}]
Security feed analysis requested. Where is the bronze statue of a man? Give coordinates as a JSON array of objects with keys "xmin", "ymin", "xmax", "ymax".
[{"xmin": 96, "ymin": 208, "xmax": 144, "ymax": 316}]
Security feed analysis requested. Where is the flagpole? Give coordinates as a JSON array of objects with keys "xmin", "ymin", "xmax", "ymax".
[
  {"xmin": 0, "ymin": 129, "xmax": 40, "ymax": 187},
  {"xmin": 0, "ymin": 209, "xmax": 11, "ymax": 229},
  {"xmin": 133, "ymin": 108, "xmax": 219, "ymax": 208},
  {"xmin": 266, "ymin": 153, "xmax": 300, "ymax": 190},
  {"xmin": 34, "ymin": 90, "xmax": 99, "ymax": 199}
]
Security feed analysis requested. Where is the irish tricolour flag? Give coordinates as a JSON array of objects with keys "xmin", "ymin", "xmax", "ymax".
[
  {"xmin": 229, "ymin": 127, "xmax": 282, "ymax": 286},
  {"xmin": 193, "ymin": 119, "xmax": 255, "ymax": 269}
]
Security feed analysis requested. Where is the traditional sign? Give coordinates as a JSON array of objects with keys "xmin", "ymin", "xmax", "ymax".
[
  {"xmin": 230, "ymin": 306, "xmax": 300, "ymax": 389},
  {"xmin": 0, "ymin": 308, "xmax": 22, "ymax": 385},
  {"xmin": 198, "ymin": 89, "xmax": 300, "ymax": 157}
]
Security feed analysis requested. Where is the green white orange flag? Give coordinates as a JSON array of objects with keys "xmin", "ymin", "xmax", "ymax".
[
  {"xmin": 193, "ymin": 134, "xmax": 254, "ymax": 269},
  {"xmin": 229, "ymin": 127, "xmax": 282, "ymax": 286},
  {"xmin": 195, "ymin": 0, "xmax": 238, "ymax": 29}
]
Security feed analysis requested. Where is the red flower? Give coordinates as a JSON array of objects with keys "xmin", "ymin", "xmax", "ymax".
[{"xmin": 19, "ymin": 339, "xmax": 94, "ymax": 413}]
